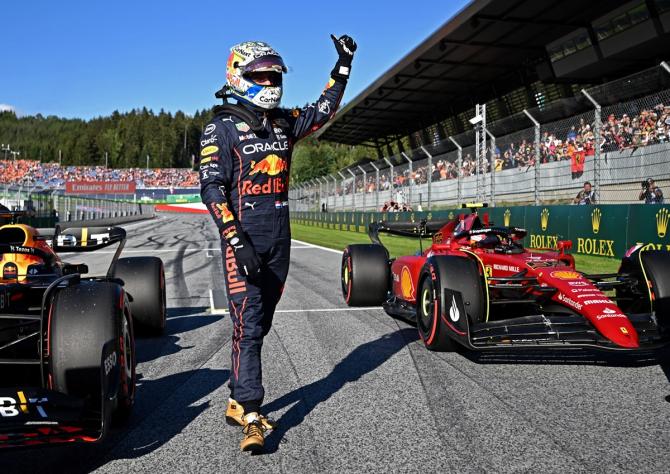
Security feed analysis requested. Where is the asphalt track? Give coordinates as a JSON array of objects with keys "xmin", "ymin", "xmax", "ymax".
[{"xmin": 3, "ymin": 213, "xmax": 670, "ymax": 473}]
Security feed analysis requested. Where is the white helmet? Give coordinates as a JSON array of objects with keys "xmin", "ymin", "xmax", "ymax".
[{"xmin": 225, "ymin": 41, "xmax": 287, "ymax": 110}]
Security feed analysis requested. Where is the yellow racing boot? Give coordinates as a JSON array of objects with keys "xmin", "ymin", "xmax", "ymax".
[
  {"xmin": 226, "ymin": 399, "xmax": 276, "ymax": 431},
  {"xmin": 240, "ymin": 413, "xmax": 265, "ymax": 452}
]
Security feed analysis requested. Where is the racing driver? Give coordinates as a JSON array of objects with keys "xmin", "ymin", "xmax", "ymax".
[{"xmin": 199, "ymin": 35, "xmax": 356, "ymax": 452}]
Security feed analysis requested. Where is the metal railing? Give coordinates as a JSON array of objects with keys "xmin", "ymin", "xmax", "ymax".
[{"xmin": 290, "ymin": 62, "xmax": 670, "ymax": 211}]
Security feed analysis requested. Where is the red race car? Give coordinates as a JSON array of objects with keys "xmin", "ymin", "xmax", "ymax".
[{"xmin": 341, "ymin": 205, "xmax": 670, "ymax": 352}]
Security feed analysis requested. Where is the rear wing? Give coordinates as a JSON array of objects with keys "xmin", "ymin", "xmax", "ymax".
[
  {"xmin": 368, "ymin": 220, "xmax": 450, "ymax": 245},
  {"xmin": 53, "ymin": 226, "xmax": 126, "ymax": 252}
]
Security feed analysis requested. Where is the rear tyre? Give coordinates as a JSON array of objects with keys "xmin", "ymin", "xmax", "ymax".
[
  {"xmin": 417, "ymin": 256, "xmax": 486, "ymax": 351},
  {"xmin": 341, "ymin": 244, "xmax": 390, "ymax": 306},
  {"xmin": 113, "ymin": 257, "xmax": 167, "ymax": 336},
  {"xmin": 50, "ymin": 282, "xmax": 136, "ymax": 435}
]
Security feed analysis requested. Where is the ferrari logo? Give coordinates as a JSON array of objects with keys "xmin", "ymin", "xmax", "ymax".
[
  {"xmin": 591, "ymin": 208, "xmax": 601, "ymax": 235},
  {"xmin": 657, "ymin": 208, "xmax": 669, "ymax": 238},
  {"xmin": 448, "ymin": 212, "xmax": 454, "ymax": 220},
  {"xmin": 540, "ymin": 208, "xmax": 550, "ymax": 231},
  {"xmin": 503, "ymin": 209, "xmax": 511, "ymax": 227}
]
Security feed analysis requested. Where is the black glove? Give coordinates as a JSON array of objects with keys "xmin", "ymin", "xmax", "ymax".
[
  {"xmin": 226, "ymin": 227, "xmax": 261, "ymax": 278},
  {"xmin": 330, "ymin": 34, "xmax": 357, "ymax": 80}
]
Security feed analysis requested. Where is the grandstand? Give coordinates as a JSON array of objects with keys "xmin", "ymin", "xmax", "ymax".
[{"xmin": 296, "ymin": 0, "xmax": 670, "ymax": 211}]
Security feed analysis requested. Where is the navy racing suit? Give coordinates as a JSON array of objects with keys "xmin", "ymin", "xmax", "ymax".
[{"xmin": 199, "ymin": 77, "xmax": 346, "ymax": 412}]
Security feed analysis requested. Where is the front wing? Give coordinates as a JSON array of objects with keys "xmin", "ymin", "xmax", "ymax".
[
  {"xmin": 0, "ymin": 387, "xmax": 103, "ymax": 447},
  {"xmin": 443, "ymin": 289, "xmax": 669, "ymax": 351}
]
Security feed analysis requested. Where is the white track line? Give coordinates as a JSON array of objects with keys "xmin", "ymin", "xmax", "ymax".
[
  {"xmin": 89, "ymin": 246, "xmax": 313, "ymax": 254},
  {"xmin": 214, "ymin": 307, "xmax": 382, "ymax": 314},
  {"xmin": 290, "ymin": 238, "xmax": 342, "ymax": 254}
]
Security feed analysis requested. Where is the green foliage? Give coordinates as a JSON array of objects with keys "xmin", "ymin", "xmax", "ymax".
[
  {"xmin": 0, "ymin": 108, "xmax": 368, "ymax": 175},
  {"xmin": 290, "ymin": 135, "xmax": 370, "ymax": 184},
  {"xmin": 0, "ymin": 108, "xmax": 213, "ymax": 168}
]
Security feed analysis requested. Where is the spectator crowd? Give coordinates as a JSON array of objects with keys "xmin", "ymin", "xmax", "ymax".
[
  {"xmin": 0, "ymin": 160, "xmax": 198, "ymax": 188},
  {"xmin": 329, "ymin": 103, "xmax": 670, "ymax": 206}
]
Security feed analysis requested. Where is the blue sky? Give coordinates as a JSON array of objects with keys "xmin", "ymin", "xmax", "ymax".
[{"xmin": 0, "ymin": 0, "xmax": 468, "ymax": 119}]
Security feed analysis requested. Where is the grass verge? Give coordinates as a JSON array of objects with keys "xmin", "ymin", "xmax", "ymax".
[{"xmin": 290, "ymin": 222, "xmax": 620, "ymax": 274}]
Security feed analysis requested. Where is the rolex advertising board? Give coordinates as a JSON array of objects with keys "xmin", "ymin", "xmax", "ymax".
[{"xmin": 292, "ymin": 204, "xmax": 670, "ymax": 260}]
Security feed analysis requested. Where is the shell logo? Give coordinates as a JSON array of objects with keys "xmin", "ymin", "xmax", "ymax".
[
  {"xmin": 400, "ymin": 266, "xmax": 415, "ymax": 300},
  {"xmin": 550, "ymin": 270, "xmax": 581, "ymax": 280},
  {"xmin": 201, "ymin": 145, "xmax": 219, "ymax": 157}
]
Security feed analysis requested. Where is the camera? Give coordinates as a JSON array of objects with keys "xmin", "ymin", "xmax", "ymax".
[{"xmin": 642, "ymin": 180, "xmax": 649, "ymax": 189}]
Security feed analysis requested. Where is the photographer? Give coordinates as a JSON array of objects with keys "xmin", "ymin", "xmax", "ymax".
[
  {"xmin": 573, "ymin": 181, "xmax": 596, "ymax": 205},
  {"xmin": 639, "ymin": 178, "xmax": 664, "ymax": 204}
]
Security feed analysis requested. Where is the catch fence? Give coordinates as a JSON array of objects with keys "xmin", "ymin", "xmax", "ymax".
[{"xmin": 290, "ymin": 63, "xmax": 670, "ymax": 211}]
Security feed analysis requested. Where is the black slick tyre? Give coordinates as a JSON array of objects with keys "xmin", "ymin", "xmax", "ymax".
[
  {"xmin": 113, "ymin": 256, "xmax": 167, "ymax": 336},
  {"xmin": 49, "ymin": 281, "xmax": 136, "ymax": 435},
  {"xmin": 417, "ymin": 256, "xmax": 486, "ymax": 351},
  {"xmin": 341, "ymin": 244, "xmax": 389, "ymax": 306}
]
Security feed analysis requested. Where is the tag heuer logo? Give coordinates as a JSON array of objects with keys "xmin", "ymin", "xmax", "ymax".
[
  {"xmin": 591, "ymin": 208, "xmax": 601, "ymax": 234},
  {"xmin": 503, "ymin": 209, "xmax": 511, "ymax": 227},
  {"xmin": 540, "ymin": 208, "xmax": 550, "ymax": 231},
  {"xmin": 657, "ymin": 208, "xmax": 669, "ymax": 238}
]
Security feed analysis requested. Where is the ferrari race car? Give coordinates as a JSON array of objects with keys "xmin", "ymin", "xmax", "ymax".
[
  {"xmin": 0, "ymin": 212, "xmax": 167, "ymax": 447},
  {"xmin": 341, "ymin": 205, "xmax": 670, "ymax": 352}
]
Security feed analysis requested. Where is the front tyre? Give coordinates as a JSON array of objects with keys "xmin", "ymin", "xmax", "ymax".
[{"xmin": 417, "ymin": 270, "xmax": 458, "ymax": 351}]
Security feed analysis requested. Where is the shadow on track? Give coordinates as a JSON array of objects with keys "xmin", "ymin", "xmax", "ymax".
[
  {"xmin": 261, "ymin": 327, "xmax": 419, "ymax": 454},
  {"xmin": 135, "ymin": 307, "xmax": 222, "ymax": 363}
]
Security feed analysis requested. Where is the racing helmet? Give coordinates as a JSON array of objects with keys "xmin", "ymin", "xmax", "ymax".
[{"xmin": 225, "ymin": 41, "xmax": 287, "ymax": 110}]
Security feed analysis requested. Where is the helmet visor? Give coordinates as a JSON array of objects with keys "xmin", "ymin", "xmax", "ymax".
[{"xmin": 241, "ymin": 55, "xmax": 287, "ymax": 74}]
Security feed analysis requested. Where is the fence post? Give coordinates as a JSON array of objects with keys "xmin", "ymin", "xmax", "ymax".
[
  {"xmin": 337, "ymin": 171, "xmax": 346, "ymax": 211},
  {"xmin": 329, "ymin": 174, "xmax": 337, "ymax": 211},
  {"xmin": 370, "ymin": 163, "xmax": 380, "ymax": 211},
  {"xmin": 420, "ymin": 146, "xmax": 433, "ymax": 211},
  {"xmin": 523, "ymin": 109, "xmax": 540, "ymax": 205},
  {"xmin": 401, "ymin": 152, "xmax": 413, "ymax": 209},
  {"xmin": 383, "ymin": 157, "xmax": 394, "ymax": 205},
  {"xmin": 484, "ymin": 128, "xmax": 496, "ymax": 206},
  {"xmin": 357, "ymin": 165, "xmax": 367, "ymax": 211},
  {"xmin": 449, "ymin": 136, "xmax": 463, "ymax": 206},
  {"xmin": 347, "ymin": 169, "xmax": 357, "ymax": 211},
  {"xmin": 581, "ymin": 89, "xmax": 602, "ymax": 199}
]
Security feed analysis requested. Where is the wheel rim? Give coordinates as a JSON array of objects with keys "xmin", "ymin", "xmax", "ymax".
[
  {"xmin": 122, "ymin": 315, "xmax": 133, "ymax": 382},
  {"xmin": 120, "ymin": 309, "xmax": 135, "ymax": 403},
  {"xmin": 341, "ymin": 254, "xmax": 352, "ymax": 300},
  {"xmin": 419, "ymin": 284, "xmax": 433, "ymax": 330}
]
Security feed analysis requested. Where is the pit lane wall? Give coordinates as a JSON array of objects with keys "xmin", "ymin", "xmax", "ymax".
[{"xmin": 291, "ymin": 204, "xmax": 670, "ymax": 259}]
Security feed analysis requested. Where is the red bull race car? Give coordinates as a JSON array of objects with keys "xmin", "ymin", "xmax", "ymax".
[
  {"xmin": 341, "ymin": 205, "xmax": 670, "ymax": 352},
  {"xmin": 0, "ymin": 212, "xmax": 166, "ymax": 447}
]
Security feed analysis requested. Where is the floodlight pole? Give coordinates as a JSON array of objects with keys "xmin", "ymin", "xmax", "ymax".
[
  {"xmin": 484, "ymin": 128, "xmax": 496, "ymax": 207},
  {"xmin": 449, "ymin": 136, "xmax": 462, "ymax": 206},
  {"xmin": 523, "ymin": 109, "xmax": 541, "ymax": 206},
  {"xmin": 420, "ymin": 146, "xmax": 433, "ymax": 211}
]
